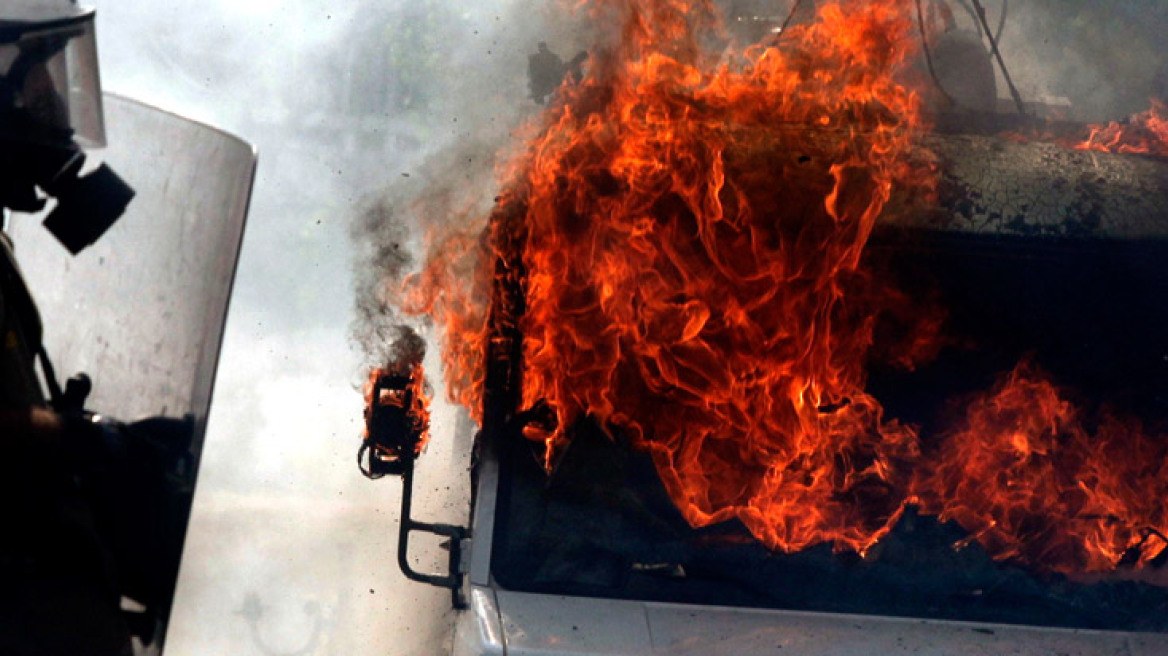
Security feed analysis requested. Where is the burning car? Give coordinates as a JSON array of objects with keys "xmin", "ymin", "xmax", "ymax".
[{"xmin": 360, "ymin": 1, "xmax": 1168, "ymax": 654}]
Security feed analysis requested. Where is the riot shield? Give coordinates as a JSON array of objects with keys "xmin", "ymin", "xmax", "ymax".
[
  {"xmin": 9, "ymin": 93, "xmax": 256, "ymax": 453},
  {"xmin": 7, "ymin": 93, "xmax": 254, "ymax": 649}
]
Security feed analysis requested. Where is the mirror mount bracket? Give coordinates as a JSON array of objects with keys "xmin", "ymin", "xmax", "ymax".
[{"xmin": 359, "ymin": 373, "xmax": 469, "ymax": 609}]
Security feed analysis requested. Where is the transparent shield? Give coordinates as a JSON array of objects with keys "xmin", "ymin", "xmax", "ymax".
[
  {"xmin": 0, "ymin": 13, "xmax": 105, "ymax": 147},
  {"xmin": 8, "ymin": 93, "xmax": 256, "ymax": 453},
  {"xmin": 63, "ymin": 18, "xmax": 105, "ymax": 147}
]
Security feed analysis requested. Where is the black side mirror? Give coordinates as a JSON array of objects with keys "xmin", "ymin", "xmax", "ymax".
[{"xmin": 357, "ymin": 367, "xmax": 469, "ymax": 607}]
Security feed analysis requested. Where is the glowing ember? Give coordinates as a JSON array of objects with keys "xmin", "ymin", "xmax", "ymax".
[
  {"xmin": 391, "ymin": 0, "xmax": 1168, "ymax": 576},
  {"xmin": 1075, "ymin": 99, "xmax": 1168, "ymax": 157}
]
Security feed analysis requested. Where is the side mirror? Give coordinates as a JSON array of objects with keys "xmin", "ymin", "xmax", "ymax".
[
  {"xmin": 359, "ymin": 372, "xmax": 427, "ymax": 478},
  {"xmin": 358, "ymin": 367, "xmax": 469, "ymax": 608}
]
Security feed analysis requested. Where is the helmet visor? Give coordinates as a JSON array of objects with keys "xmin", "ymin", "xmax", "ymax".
[{"xmin": 0, "ymin": 10, "xmax": 105, "ymax": 147}]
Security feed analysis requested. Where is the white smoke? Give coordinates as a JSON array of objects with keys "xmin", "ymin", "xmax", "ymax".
[{"xmin": 980, "ymin": 0, "xmax": 1167, "ymax": 120}]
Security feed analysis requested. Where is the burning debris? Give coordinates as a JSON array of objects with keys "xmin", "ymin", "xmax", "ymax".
[{"xmin": 364, "ymin": 0, "xmax": 1168, "ymax": 580}]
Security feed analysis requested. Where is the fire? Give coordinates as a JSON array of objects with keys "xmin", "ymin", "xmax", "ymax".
[
  {"xmin": 914, "ymin": 361, "xmax": 1168, "ymax": 572},
  {"xmin": 1075, "ymin": 99, "xmax": 1168, "ymax": 157},
  {"xmin": 398, "ymin": 225, "xmax": 492, "ymax": 421},
  {"xmin": 363, "ymin": 363, "xmax": 432, "ymax": 454},
  {"xmin": 511, "ymin": 0, "xmax": 928, "ymax": 555},
  {"xmin": 389, "ymin": 0, "xmax": 1168, "ymax": 576}
]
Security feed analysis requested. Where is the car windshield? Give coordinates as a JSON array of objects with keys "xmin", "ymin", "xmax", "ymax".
[{"xmin": 491, "ymin": 323, "xmax": 1168, "ymax": 631}]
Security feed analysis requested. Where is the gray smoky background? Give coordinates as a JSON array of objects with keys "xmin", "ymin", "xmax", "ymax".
[
  {"xmin": 987, "ymin": 0, "xmax": 1168, "ymax": 120},
  {"xmin": 87, "ymin": 0, "xmax": 1165, "ymax": 654}
]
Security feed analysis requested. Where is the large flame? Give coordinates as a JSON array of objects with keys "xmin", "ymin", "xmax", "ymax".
[
  {"xmin": 513, "ymin": 0, "xmax": 928, "ymax": 555},
  {"xmin": 395, "ymin": 0, "xmax": 1168, "ymax": 575}
]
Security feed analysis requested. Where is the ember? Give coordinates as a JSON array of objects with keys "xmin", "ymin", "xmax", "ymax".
[{"xmin": 389, "ymin": 0, "xmax": 1168, "ymax": 578}]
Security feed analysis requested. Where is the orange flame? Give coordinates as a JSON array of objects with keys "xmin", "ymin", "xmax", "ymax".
[
  {"xmin": 914, "ymin": 361, "xmax": 1168, "ymax": 572},
  {"xmin": 363, "ymin": 363, "xmax": 432, "ymax": 454},
  {"xmin": 509, "ymin": 0, "xmax": 928, "ymax": 555},
  {"xmin": 397, "ymin": 226, "xmax": 492, "ymax": 422},
  {"xmin": 1075, "ymin": 99, "xmax": 1168, "ymax": 157}
]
